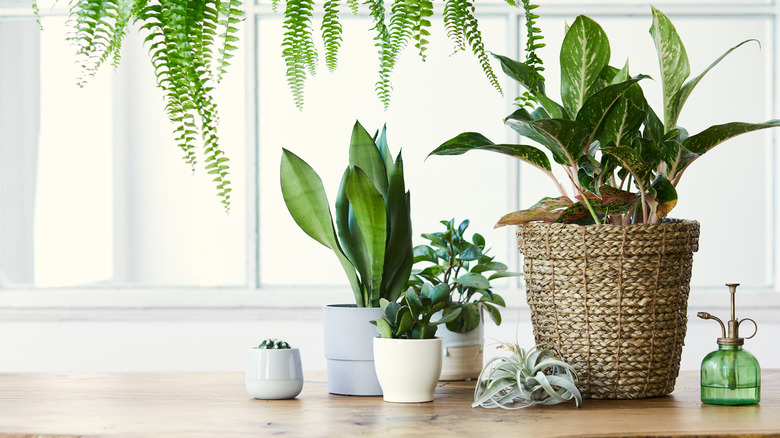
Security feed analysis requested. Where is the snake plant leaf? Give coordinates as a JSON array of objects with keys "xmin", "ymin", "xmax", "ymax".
[
  {"xmin": 375, "ymin": 124, "xmax": 395, "ymax": 178},
  {"xmin": 280, "ymin": 149, "xmax": 362, "ymax": 304},
  {"xmin": 493, "ymin": 53, "xmax": 566, "ymax": 119},
  {"xmin": 576, "ymin": 75, "xmax": 651, "ymax": 145},
  {"xmin": 652, "ymin": 174, "xmax": 678, "ymax": 219},
  {"xmin": 381, "ymin": 153, "xmax": 414, "ymax": 304},
  {"xmin": 335, "ymin": 169, "xmax": 360, "ymax": 266},
  {"xmin": 349, "ymin": 121, "xmax": 388, "ymax": 199},
  {"xmin": 560, "ymin": 15, "xmax": 611, "ymax": 117},
  {"xmin": 649, "ymin": 6, "xmax": 690, "ymax": 131},
  {"xmin": 429, "ymin": 132, "xmax": 552, "ymax": 172},
  {"xmin": 453, "ymin": 273, "xmax": 490, "ymax": 290},
  {"xmin": 505, "ymin": 118, "xmax": 591, "ymax": 167},
  {"xmin": 667, "ymin": 39, "xmax": 759, "ymax": 130},
  {"xmin": 345, "ymin": 166, "xmax": 387, "ymax": 302}
]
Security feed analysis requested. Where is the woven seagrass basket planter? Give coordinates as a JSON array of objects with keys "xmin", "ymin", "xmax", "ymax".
[{"xmin": 517, "ymin": 219, "xmax": 700, "ymax": 399}]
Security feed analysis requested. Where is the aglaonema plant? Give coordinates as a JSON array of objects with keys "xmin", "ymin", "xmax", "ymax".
[
  {"xmin": 280, "ymin": 121, "xmax": 413, "ymax": 307},
  {"xmin": 429, "ymin": 6, "xmax": 780, "ymax": 226},
  {"xmin": 407, "ymin": 219, "xmax": 520, "ymax": 334},
  {"xmin": 371, "ymin": 285, "xmax": 462, "ymax": 339}
]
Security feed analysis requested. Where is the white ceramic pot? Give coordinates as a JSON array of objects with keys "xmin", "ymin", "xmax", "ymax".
[
  {"xmin": 438, "ymin": 320, "xmax": 484, "ymax": 381},
  {"xmin": 373, "ymin": 337, "xmax": 443, "ymax": 403},
  {"xmin": 322, "ymin": 305, "xmax": 384, "ymax": 396},
  {"xmin": 245, "ymin": 347, "xmax": 304, "ymax": 400}
]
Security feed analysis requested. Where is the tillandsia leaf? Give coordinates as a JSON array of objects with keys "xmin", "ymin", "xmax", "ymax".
[
  {"xmin": 667, "ymin": 39, "xmax": 759, "ymax": 130},
  {"xmin": 649, "ymin": 6, "xmax": 690, "ymax": 131},
  {"xmin": 345, "ymin": 166, "xmax": 387, "ymax": 304},
  {"xmin": 504, "ymin": 118, "xmax": 590, "ymax": 167},
  {"xmin": 493, "ymin": 53, "xmax": 565, "ymax": 119},
  {"xmin": 559, "ymin": 15, "xmax": 611, "ymax": 118},
  {"xmin": 429, "ymin": 132, "xmax": 552, "ymax": 172},
  {"xmin": 280, "ymin": 149, "xmax": 362, "ymax": 304},
  {"xmin": 651, "ymin": 174, "xmax": 677, "ymax": 219},
  {"xmin": 575, "ymin": 75, "xmax": 651, "ymax": 147}
]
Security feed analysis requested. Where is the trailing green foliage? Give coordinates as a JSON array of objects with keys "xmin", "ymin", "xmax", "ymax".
[
  {"xmin": 515, "ymin": 0, "xmax": 544, "ymax": 109},
  {"xmin": 47, "ymin": 0, "xmax": 245, "ymax": 210},
  {"xmin": 473, "ymin": 343, "xmax": 582, "ymax": 409},
  {"xmin": 371, "ymin": 287, "xmax": 461, "ymax": 339},
  {"xmin": 407, "ymin": 219, "xmax": 520, "ymax": 334},
  {"xmin": 273, "ymin": 0, "xmax": 516, "ymax": 109},
  {"xmin": 430, "ymin": 7, "xmax": 780, "ymax": 226},
  {"xmin": 280, "ymin": 121, "xmax": 414, "ymax": 307},
  {"xmin": 258, "ymin": 338, "xmax": 292, "ymax": 349}
]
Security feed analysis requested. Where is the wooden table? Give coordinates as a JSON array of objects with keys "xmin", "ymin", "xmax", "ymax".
[{"xmin": 0, "ymin": 370, "xmax": 778, "ymax": 437}]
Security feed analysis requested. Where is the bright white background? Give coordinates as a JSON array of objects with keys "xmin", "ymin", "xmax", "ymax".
[{"xmin": 0, "ymin": 0, "xmax": 779, "ymax": 372}]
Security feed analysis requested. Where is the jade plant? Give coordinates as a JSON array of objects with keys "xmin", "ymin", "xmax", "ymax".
[
  {"xmin": 258, "ymin": 338, "xmax": 291, "ymax": 349},
  {"xmin": 407, "ymin": 219, "xmax": 520, "ymax": 334},
  {"xmin": 429, "ymin": 6, "xmax": 780, "ymax": 226},
  {"xmin": 371, "ymin": 285, "xmax": 462, "ymax": 339},
  {"xmin": 280, "ymin": 121, "xmax": 413, "ymax": 307},
  {"xmin": 473, "ymin": 342, "xmax": 582, "ymax": 409}
]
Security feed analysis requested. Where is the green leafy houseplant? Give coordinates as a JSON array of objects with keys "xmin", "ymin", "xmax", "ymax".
[
  {"xmin": 37, "ymin": 0, "xmax": 245, "ymax": 209},
  {"xmin": 473, "ymin": 342, "xmax": 582, "ymax": 409},
  {"xmin": 408, "ymin": 219, "xmax": 520, "ymax": 334},
  {"xmin": 280, "ymin": 121, "xmax": 413, "ymax": 307},
  {"xmin": 371, "ymin": 286, "xmax": 461, "ymax": 339},
  {"xmin": 257, "ymin": 338, "xmax": 291, "ymax": 349},
  {"xmin": 274, "ymin": 0, "xmax": 521, "ymax": 109},
  {"xmin": 430, "ymin": 6, "xmax": 780, "ymax": 226}
]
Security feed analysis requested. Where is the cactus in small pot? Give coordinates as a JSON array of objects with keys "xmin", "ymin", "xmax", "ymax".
[{"xmin": 257, "ymin": 339, "xmax": 291, "ymax": 349}]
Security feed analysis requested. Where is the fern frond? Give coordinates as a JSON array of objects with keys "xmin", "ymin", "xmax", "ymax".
[
  {"xmin": 67, "ymin": 0, "xmax": 132, "ymax": 85},
  {"xmin": 445, "ymin": 0, "xmax": 501, "ymax": 95},
  {"xmin": 366, "ymin": 0, "xmax": 393, "ymax": 108},
  {"xmin": 408, "ymin": 0, "xmax": 433, "ymax": 61},
  {"xmin": 271, "ymin": 0, "xmax": 282, "ymax": 13},
  {"xmin": 321, "ymin": 0, "xmax": 342, "ymax": 72},
  {"xmin": 517, "ymin": 0, "xmax": 545, "ymax": 108},
  {"xmin": 345, "ymin": 0, "xmax": 358, "ymax": 15},
  {"xmin": 281, "ymin": 0, "xmax": 318, "ymax": 109},
  {"xmin": 443, "ymin": 0, "xmax": 465, "ymax": 54},
  {"xmin": 215, "ymin": 0, "xmax": 245, "ymax": 82}
]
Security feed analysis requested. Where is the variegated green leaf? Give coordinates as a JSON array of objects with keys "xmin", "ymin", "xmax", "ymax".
[
  {"xmin": 560, "ymin": 15, "xmax": 611, "ymax": 117},
  {"xmin": 504, "ymin": 118, "xmax": 590, "ymax": 166},
  {"xmin": 576, "ymin": 75, "xmax": 650, "ymax": 146},
  {"xmin": 495, "ymin": 196, "xmax": 573, "ymax": 227},
  {"xmin": 493, "ymin": 53, "xmax": 566, "ymax": 119},
  {"xmin": 596, "ymin": 97, "xmax": 645, "ymax": 148},
  {"xmin": 652, "ymin": 173, "xmax": 677, "ymax": 219},
  {"xmin": 649, "ymin": 6, "xmax": 690, "ymax": 130},
  {"xmin": 601, "ymin": 145, "xmax": 652, "ymax": 188},
  {"xmin": 429, "ymin": 132, "xmax": 551, "ymax": 171}
]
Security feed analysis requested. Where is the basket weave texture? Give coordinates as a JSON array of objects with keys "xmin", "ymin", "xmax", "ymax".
[{"xmin": 517, "ymin": 219, "xmax": 700, "ymax": 399}]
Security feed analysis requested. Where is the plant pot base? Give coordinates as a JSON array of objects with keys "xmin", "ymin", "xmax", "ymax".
[{"xmin": 326, "ymin": 359, "xmax": 382, "ymax": 396}]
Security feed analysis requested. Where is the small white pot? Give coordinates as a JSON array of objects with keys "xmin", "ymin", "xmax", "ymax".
[
  {"xmin": 373, "ymin": 337, "xmax": 442, "ymax": 403},
  {"xmin": 245, "ymin": 347, "xmax": 304, "ymax": 400}
]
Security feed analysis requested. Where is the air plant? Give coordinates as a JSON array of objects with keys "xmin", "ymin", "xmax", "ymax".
[{"xmin": 473, "ymin": 342, "xmax": 582, "ymax": 409}]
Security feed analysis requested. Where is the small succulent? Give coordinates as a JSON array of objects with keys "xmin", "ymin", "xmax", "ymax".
[
  {"xmin": 408, "ymin": 218, "xmax": 521, "ymax": 334},
  {"xmin": 473, "ymin": 343, "xmax": 582, "ymax": 409},
  {"xmin": 258, "ymin": 339, "xmax": 291, "ymax": 349},
  {"xmin": 371, "ymin": 285, "xmax": 462, "ymax": 339}
]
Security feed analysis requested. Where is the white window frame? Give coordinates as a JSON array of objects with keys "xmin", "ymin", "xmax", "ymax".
[{"xmin": 1, "ymin": 0, "xmax": 780, "ymax": 322}]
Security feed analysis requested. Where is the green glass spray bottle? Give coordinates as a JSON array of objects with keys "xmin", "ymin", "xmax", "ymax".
[{"xmin": 697, "ymin": 283, "xmax": 760, "ymax": 405}]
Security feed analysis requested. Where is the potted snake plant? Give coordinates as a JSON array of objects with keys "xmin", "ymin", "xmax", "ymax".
[
  {"xmin": 407, "ymin": 218, "xmax": 520, "ymax": 380},
  {"xmin": 428, "ymin": 6, "xmax": 780, "ymax": 399},
  {"xmin": 281, "ymin": 120, "xmax": 413, "ymax": 396},
  {"xmin": 370, "ymin": 286, "xmax": 461, "ymax": 403}
]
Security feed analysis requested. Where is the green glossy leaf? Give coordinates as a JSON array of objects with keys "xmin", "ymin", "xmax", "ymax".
[
  {"xmin": 349, "ymin": 121, "xmax": 388, "ymax": 199},
  {"xmin": 429, "ymin": 283, "xmax": 450, "ymax": 306},
  {"xmin": 601, "ymin": 146, "xmax": 652, "ymax": 188},
  {"xmin": 397, "ymin": 308, "xmax": 414, "ymax": 336},
  {"xmin": 445, "ymin": 304, "xmax": 479, "ymax": 333},
  {"xmin": 421, "ymin": 232, "xmax": 447, "ymax": 248},
  {"xmin": 576, "ymin": 75, "xmax": 650, "ymax": 146},
  {"xmin": 384, "ymin": 300, "xmax": 401, "ymax": 325},
  {"xmin": 413, "ymin": 245, "xmax": 438, "ymax": 264},
  {"xmin": 472, "ymin": 261, "xmax": 509, "ymax": 273},
  {"xmin": 667, "ymin": 39, "xmax": 759, "ymax": 130},
  {"xmin": 405, "ymin": 288, "xmax": 424, "ymax": 314},
  {"xmin": 434, "ymin": 306, "xmax": 462, "ymax": 326},
  {"xmin": 280, "ymin": 149, "xmax": 362, "ymax": 304},
  {"xmin": 482, "ymin": 303, "xmax": 502, "ymax": 326},
  {"xmin": 376, "ymin": 317, "xmax": 393, "ymax": 338},
  {"xmin": 381, "ymin": 153, "xmax": 414, "ymax": 304},
  {"xmin": 429, "ymin": 132, "xmax": 552, "ymax": 172},
  {"xmin": 504, "ymin": 118, "xmax": 590, "ymax": 166},
  {"xmin": 345, "ymin": 166, "xmax": 387, "ymax": 301},
  {"xmin": 472, "ymin": 233, "xmax": 485, "ymax": 249},
  {"xmin": 649, "ymin": 6, "xmax": 690, "ymax": 130},
  {"xmin": 493, "ymin": 53, "xmax": 566, "ymax": 118},
  {"xmin": 454, "ymin": 273, "xmax": 490, "ymax": 289},
  {"xmin": 597, "ymin": 95, "xmax": 646, "ymax": 148},
  {"xmin": 375, "ymin": 124, "xmax": 395, "ymax": 178},
  {"xmin": 457, "ymin": 244, "xmax": 482, "ymax": 261},
  {"xmin": 488, "ymin": 271, "xmax": 522, "ymax": 281},
  {"xmin": 560, "ymin": 15, "xmax": 611, "ymax": 117}
]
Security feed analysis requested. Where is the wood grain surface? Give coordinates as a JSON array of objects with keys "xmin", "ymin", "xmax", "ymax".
[{"xmin": 0, "ymin": 370, "xmax": 778, "ymax": 437}]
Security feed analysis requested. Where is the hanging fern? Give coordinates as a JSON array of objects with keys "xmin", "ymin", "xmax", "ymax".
[
  {"xmin": 516, "ymin": 0, "xmax": 545, "ymax": 109},
  {"xmin": 321, "ymin": 0, "xmax": 342, "ymax": 72},
  {"xmin": 442, "ymin": 0, "xmax": 501, "ymax": 95},
  {"xmin": 281, "ymin": 0, "xmax": 318, "ymax": 109},
  {"xmin": 276, "ymin": 0, "xmax": 517, "ymax": 109}
]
